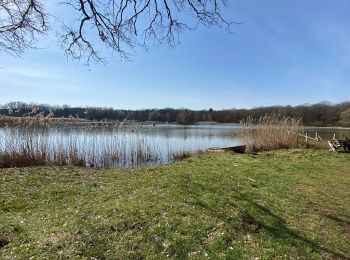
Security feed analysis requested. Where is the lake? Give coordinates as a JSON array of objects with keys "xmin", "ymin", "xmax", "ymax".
[{"xmin": 0, "ymin": 124, "xmax": 349, "ymax": 168}]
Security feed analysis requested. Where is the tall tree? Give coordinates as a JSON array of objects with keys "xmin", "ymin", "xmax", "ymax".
[{"xmin": 340, "ymin": 108, "xmax": 350, "ymax": 127}]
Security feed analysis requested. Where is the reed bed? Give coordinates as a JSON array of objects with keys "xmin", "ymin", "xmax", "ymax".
[
  {"xmin": 0, "ymin": 127, "xmax": 160, "ymax": 168},
  {"xmin": 0, "ymin": 115, "xmax": 54, "ymax": 127},
  {"xmin": 240, "ymin": 115, "xmax": 303, "ymax": 152},
  {"xmin": 0, "ymin": 115, "xmax": 89, "ymax": 128},
  {"xmin": 0, "ymin": 124, "xmax": 235, "ymax": 168}
]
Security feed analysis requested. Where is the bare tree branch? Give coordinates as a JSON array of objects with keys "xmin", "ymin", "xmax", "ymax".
[
  {"xmin": 59, "ymin": 0, "xmax": 235, "ymax": 63},
  {"xmin": 0, "ymin": 0, "xmax": 48, "ymax": 55},
  {"xmin": 1, "ymin": 0, "xmax": 235, "ymax": 64}
]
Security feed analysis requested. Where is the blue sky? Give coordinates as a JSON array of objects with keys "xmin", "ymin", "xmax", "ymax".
[{"xmin": 1, "ymin": 0, "xmax": 350, "ymax": 109}]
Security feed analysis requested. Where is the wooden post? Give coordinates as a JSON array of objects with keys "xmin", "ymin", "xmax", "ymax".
[{"xmin": 305, "ymin": 132, "xmax": 308, "ymax": 147}]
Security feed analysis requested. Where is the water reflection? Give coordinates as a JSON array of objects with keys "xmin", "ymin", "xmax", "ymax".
[
  {"xmin": 0, "ymin": 124, "xmax": 243, "ymax": 168},
  {"xmin": 1, "ymin": 124, "xmax": 349, "ymax": 168}
]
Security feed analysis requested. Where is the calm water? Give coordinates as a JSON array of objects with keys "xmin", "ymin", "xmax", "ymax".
[
  {"xmin": 0, "ymin": 124, "xmax": 243, "ymax": 168},
  {"xmin": 1, "ymin": 124, "xmax": 349, "ymax": 168},
  {"xmin": 304, "ymin": 126, "xmax": 350, "ymax": 140}
]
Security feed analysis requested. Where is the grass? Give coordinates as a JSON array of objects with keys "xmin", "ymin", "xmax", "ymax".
[
  {"xmin": 0, "ymin": 149, "xmax": 350, "ymax": 259},
  {"xmin": 171, "ymin": 150, "xmax": 204, "ymax": 161},
  {"xmin": 240, "ymin": 115, "xmax": 303, "ymax": 152}
]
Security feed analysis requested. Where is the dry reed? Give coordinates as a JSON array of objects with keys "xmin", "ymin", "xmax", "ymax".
[
  {"xmin": 0, "ymin": 129, "xmax": 160, "ymax": 168},
  {"xmin": 240, "ymin": 115, "xmax": 303, "ymax": 152}
]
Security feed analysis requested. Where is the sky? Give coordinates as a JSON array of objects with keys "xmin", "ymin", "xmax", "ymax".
[{"xmin": 1, "ymin": 0, "xmax": 350, "ymax": 110}]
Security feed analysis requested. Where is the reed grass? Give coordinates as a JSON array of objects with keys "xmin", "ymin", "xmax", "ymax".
[
  {"xmin": 0, "ymin": 128, "xmax": 160, "ymax": 168},
  {"xmin": 0, "ymin": 114, "xmax": 85, "ymax": 128},
  {"xmin": 0, "ymin": 114, "xmax": 52, "ymax": 126},
  {"xmin": 240, "ymin": 115, "xmax": 303, "ymax": 152}
]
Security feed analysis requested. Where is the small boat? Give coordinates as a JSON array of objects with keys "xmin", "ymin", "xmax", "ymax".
[{"xmin": 208, "ymin": 145, "xmax": 246, "ymax": 154}]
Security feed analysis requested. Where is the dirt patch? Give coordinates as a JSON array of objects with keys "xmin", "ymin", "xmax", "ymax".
[
  {"xmin": 240, "ymin": 211, "xmax": 261, "ymax": 233},
  {"xmin": 0, "ymin": 237, "xmax": 10, "ymax": 248}
]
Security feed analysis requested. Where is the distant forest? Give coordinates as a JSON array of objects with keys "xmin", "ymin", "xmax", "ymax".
[{"xmin": 1, "ymin": 101, "xmax": 350, "ymax": 127}]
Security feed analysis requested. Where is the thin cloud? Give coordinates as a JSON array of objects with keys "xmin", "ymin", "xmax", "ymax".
[{"xmin": 0, "ymin": 67, "xmax": 60, "ymax": 79}]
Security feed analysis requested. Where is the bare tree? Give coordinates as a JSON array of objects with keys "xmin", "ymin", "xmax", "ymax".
[
  {"xmin": 0, "ymin": 0, "xmax": 47, "ymax": 55},
  {"xmin": 0, "ymin": 0, "xmax": 234, "ymax": 63}
]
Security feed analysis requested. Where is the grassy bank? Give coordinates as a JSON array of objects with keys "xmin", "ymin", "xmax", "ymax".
[{"xmin": 1, "ymin": 149, "xmax": 350, "ymax": 259}]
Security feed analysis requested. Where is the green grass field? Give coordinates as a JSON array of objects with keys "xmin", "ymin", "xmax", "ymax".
[{"xmin": 1, "ymin": 149, "xmax": 350, "ymax": 259}]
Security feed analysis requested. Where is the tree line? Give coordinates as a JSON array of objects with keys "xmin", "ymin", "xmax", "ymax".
[{"xmin": 1, "ymin": 101, "xmax": 350, "ymax": 127}]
